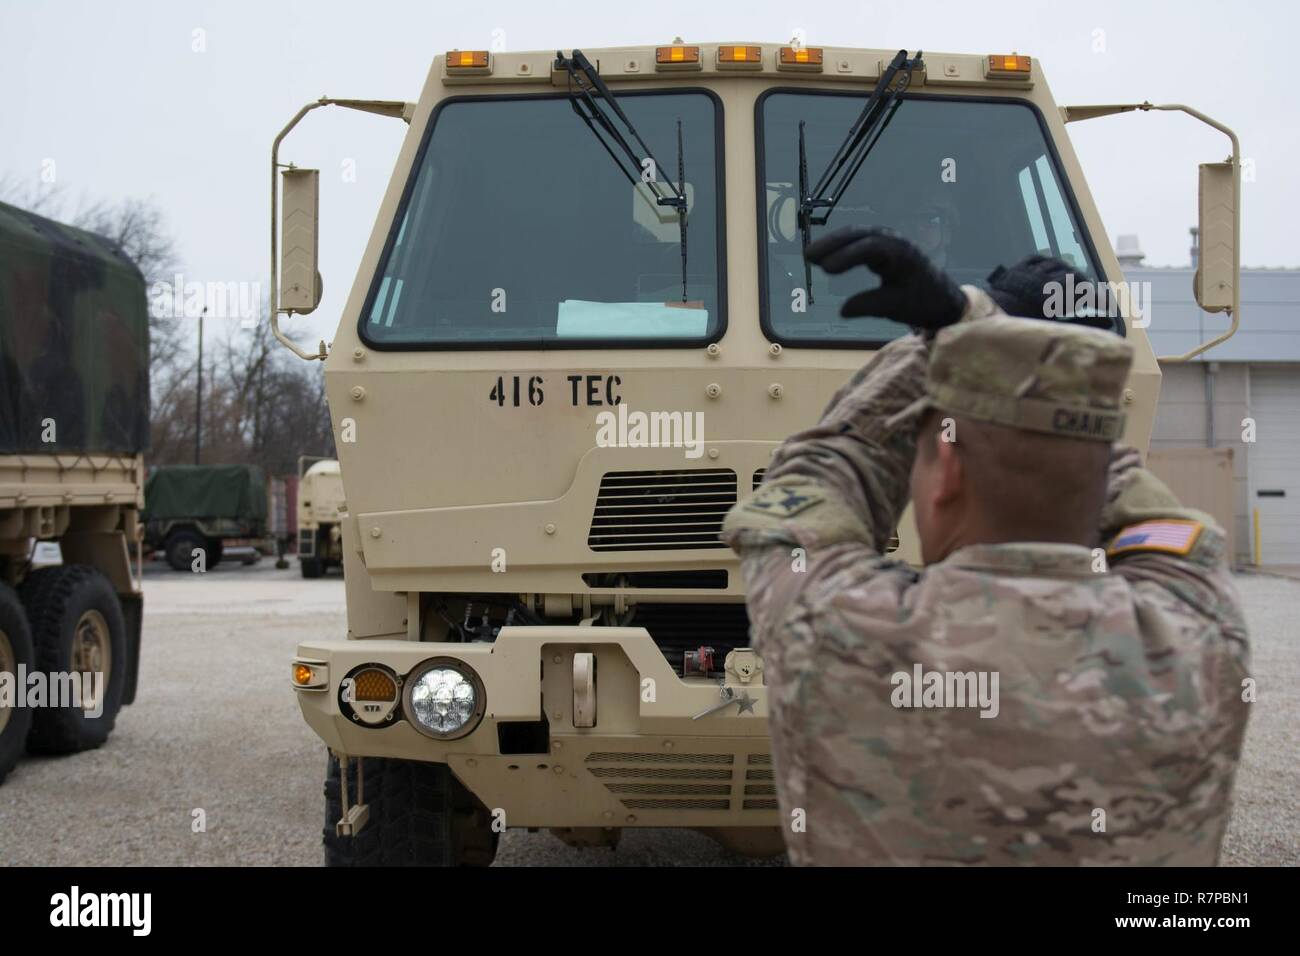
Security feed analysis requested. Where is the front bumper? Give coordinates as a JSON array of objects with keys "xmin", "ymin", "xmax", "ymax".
[{"xmin": 293, "ymin": 626, "xmax": 777, "ymax": 828}]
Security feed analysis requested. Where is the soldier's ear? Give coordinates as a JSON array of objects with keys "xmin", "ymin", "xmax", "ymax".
[{"xmin": 931, "ymin": 434, "xmax": 965, "ymax": 506}]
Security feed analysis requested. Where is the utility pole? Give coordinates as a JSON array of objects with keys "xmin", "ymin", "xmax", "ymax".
[{"xmin": 195, "ymin": 305, "xmax": 206, "ymax": 465}]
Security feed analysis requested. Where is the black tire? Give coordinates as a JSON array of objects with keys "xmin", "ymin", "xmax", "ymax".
[
  {"xmin": 164, "ymin": 529, "xmax": 210, "ymax": 572},
  {"xmin": 0, "ymin": 583, "xmax": 36, "ymax": 785},
  {"xmin": 323, "ymin": 755, "xmax": 500, "ymax": 867},
  {"xmin": 300, "ymin": 556, "xmax": 324, "ymax": 579},
  {"xmin": 207, "ymin": 539, "xmax": 224, "ymax": 568},
  {"xmin": 19, "ymin": 565, "xmax": 127, "ymax": 755}
]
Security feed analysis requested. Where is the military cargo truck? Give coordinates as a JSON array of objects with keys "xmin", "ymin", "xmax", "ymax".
[
  {"xmin": 0, "ymin": 200, "xmax": 148, "ymax": 784},
  {"xmin": 142, "ymin": 463, "xmax": 269, "ymax": 571},
  {"xmin": 272, "ymin": 43, "xmax": 1242, "ymax": 864},
  {"xmin": 297, "ymin": 457, "xmax": 345, "ymax": 578}
]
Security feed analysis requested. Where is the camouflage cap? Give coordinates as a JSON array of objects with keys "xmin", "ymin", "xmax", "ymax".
[{"xmin": 910, "ymin": 315, "xmax": 1134, "ymax": 441}]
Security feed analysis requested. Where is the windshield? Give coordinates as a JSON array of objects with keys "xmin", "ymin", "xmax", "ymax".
[
  {"xmin": 361, "ymin": 90, "xmax": 723, "ymax": 349},
  {"xmin": 759, "ymin": 92, "xmax": 1102, "ymax": 345}
]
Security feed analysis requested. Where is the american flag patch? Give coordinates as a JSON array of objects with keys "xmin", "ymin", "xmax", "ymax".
[{"xmin": 1107, "ymin": 519, "xmax": 1204, "ymax": 557}]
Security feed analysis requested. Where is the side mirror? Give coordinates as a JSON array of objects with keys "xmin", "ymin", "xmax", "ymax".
[
  {"xmin": 279, "ymin": 168, "xmax": 321, "ymax": 314},
  {"xmin": 1194, "ymin": 161, "xmax": 1236, "ymax": 313}
]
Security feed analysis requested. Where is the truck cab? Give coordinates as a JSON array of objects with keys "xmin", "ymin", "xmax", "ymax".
[
  {"xmin": 297, "ymin": 458, "xmax": 345, "ymax": 578},
  {"xmin": 278, "ymin": 42, "xmax": 1241, "ymax": 864}
]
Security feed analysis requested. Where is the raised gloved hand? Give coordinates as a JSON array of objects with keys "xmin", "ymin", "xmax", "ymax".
[
  {"xmin": 804, "ymin": 226, "xmax": 967, "ymax": 331},
  {"xmin": 984, "ymin": 256, "xmax": 1115, "ymax": 330}
]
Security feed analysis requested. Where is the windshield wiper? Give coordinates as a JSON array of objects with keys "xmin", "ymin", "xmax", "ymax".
[
  {"xmin": 556, "ymin": 49, "xmax": 691, "ymax": 302},
  {"xmin": 798, "ymin": 49, "xmax": 923, "ymax": 302}
]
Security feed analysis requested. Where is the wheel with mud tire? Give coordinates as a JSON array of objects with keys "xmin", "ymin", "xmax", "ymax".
[
  {"xmin": 0, "ymin": 583, "xmax": 36, "ymax": 785},
  {"xmin": 19, "ymin": 565, "xmax": 127, "ymax": 755},
  {"xmin": 324, "ymin": 754, "xmax": 499, "ymax": 867},
  {"xmin": 164, "ymin": 529, "xmax": 210, "ymax": 572}
]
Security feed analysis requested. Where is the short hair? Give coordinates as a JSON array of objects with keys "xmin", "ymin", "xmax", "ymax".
[{"xmin": 916, "ymin": 408, "xmax": 1112, "ymax": 546}]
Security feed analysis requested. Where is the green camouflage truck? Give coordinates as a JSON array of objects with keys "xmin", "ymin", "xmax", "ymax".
[
  {"xmin": 142, "ymin": 463, "xmax": 269, "ymax": 571},
  {"xmin": 0, "ymin": 199, "xmax": 148, "ymax": 784}
]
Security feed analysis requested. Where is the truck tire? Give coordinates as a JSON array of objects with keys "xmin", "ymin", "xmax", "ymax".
[
  {"xmin": 207, "ymin": 539, "xmax": 224, "ymax": 568},
  {"xmin": 19, "ymin": 566, "xmax": 127, "ymax": 755},
  {"xmin": 0, "ymin": 583, "xmax": 36, "ymax": 785},
  {"xmin": 323, "ymin": 755, "xmax": 499, "ymax": 867},
  {"xmin": 164, "ymin": 529, "xmax": 209, "ymax": 572},
  {"xmin": 300, "ymin": 556, "xmax": 324, "ymax": 579}
]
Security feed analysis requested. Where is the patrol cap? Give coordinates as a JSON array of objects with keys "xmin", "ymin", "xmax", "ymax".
[{"xmin": 909, "ymin": 315, "xmax": 1134, "ymax": 442}]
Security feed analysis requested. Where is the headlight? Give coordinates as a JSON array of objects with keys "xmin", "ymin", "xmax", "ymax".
[{"xmin": 403, "ymin": 659, "xmax": 485, "ymax": 740}]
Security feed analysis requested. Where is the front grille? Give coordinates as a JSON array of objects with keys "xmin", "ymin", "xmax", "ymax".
[
  {"xmin": 588, "ymin": 469, "xmax": 736, "ymax": 552},
  {"xmin": 585, "ymin": 751, "xmax": 776, "ymax": 813}
]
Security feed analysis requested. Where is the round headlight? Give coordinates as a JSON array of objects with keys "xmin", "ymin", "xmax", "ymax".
[{"xmin": 404, "ymin": 660, "xmax": 484, "ymax": 739}]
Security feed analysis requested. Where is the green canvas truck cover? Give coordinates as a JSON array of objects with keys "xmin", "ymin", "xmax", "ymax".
[
  {"xmin": 144, "ymin": 465, "xmax": 268, "ymax": 523},
  {"xmin": 0, "ymin": 199, "xmax": 150, "ymax": 455}
]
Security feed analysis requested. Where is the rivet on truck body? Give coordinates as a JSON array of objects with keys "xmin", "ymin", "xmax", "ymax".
[
  {"xmin": 768, "ymin": 343, "xmax": 782, "ymax": 357},
  {"xmin": 370, "ymin": 527, "xmax": 381, "ymax": 538},
  {"xmin": 545, "ymin": 523, "xmax": 556, "ymax": 535},
  {"xmin": 706, "ymin": 343, "xmax": 721, "ymax": 358},
  {"xmin": 352, "ymin": 347, "xmax": 366, "ymax": 362},
  {"xmin": 768, "ymin": 383, "xmax": 784, "ymax": 399},
  {"xmin": 706, "ymin": 383, "xmax": 721, "ymax": 399},
  {"xmin": 1123, "ymin": 388, "xmax": 1135, "ymax": 404},
  {"xmin": 350, "ymin": 385, "xmax": 366, "ymax": 401}
]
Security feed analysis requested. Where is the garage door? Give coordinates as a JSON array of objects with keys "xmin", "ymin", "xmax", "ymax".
[{"xmin": 1249, "ymin": 366, "xmax": 1300, "ymax": 564}]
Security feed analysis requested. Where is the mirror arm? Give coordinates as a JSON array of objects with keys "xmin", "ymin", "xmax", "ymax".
[
  {"xmin": 1061, "ymin": 102, "xmax": 1241, "ymax": 363},
  {"xmin": 271, "ymin": 97, "xmax": 415, "ymax": 362}
]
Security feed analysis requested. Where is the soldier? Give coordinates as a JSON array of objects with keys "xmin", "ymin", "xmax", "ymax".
[{"xmin": 723, "ymin": 227, "xmax": 1251, "ymax": 865}]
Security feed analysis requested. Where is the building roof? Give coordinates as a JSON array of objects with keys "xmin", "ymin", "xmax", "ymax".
[{"xmin": 1125, "ymin": 266, "xmax": 1300, "ymax": 362}]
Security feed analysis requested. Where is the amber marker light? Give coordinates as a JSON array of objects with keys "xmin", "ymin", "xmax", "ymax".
[
  {"xmin": 986, "ymin": 54, "xmax": 1032, "ymax": 77},
  {"xmin": 655, "ymin": 45, "xmax": 701, "ymax": 66},
  {"xmin": 718, "ymin": 45, "xmax": 762, "ymax": 64},
  {"xmin": 778, "ymin": 46, "xmax": 824, "ymax": 70},
  {"xmin": 446, "ymin": 50, "xmax": 490, "ymax": 70}
]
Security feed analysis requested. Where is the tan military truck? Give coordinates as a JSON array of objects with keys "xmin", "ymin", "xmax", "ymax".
[
  {"xmin": 273, "ymin": 43, "xmax": 1241, "ymax": 864},
  {"xmin": 0, "ymin": 201, "xmax": 147, "ymax": 784},
  {"xmin": 297, "ymin": 457, "xmax": 346, "ymax": 578}
]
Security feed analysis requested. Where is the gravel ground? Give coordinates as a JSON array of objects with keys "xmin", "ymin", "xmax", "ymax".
[{"xmin": 0, "ymin": 565, "xmax": 1294, "ymax": 866}]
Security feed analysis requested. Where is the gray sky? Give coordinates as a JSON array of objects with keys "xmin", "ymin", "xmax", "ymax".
[{"xmin": 2, "ymin": 0, "xmax": 1293, "ymax": 343}]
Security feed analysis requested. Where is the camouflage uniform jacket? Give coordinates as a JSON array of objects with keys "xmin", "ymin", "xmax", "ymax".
[{"xmin": 722, "ymin": 292, "xmax": 1252, "ymax": 866}]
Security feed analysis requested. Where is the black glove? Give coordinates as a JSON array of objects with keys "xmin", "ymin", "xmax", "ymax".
[
  {"xmin": 984, "ymin": 256, "xmax": 1115, "ymax": 330},
  {"xmin": 804, "ymin": 226, "xmax": 967, "ymax": 331}
]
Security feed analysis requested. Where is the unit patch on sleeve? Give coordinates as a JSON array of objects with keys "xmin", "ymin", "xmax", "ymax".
[
  {"xmin": 743, "ymin": 482, "xmax": 825, "ymax": 519},
  {"xmin": 1107, "ymin": 519, "xmax": 1204, "ymax": 557}
]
